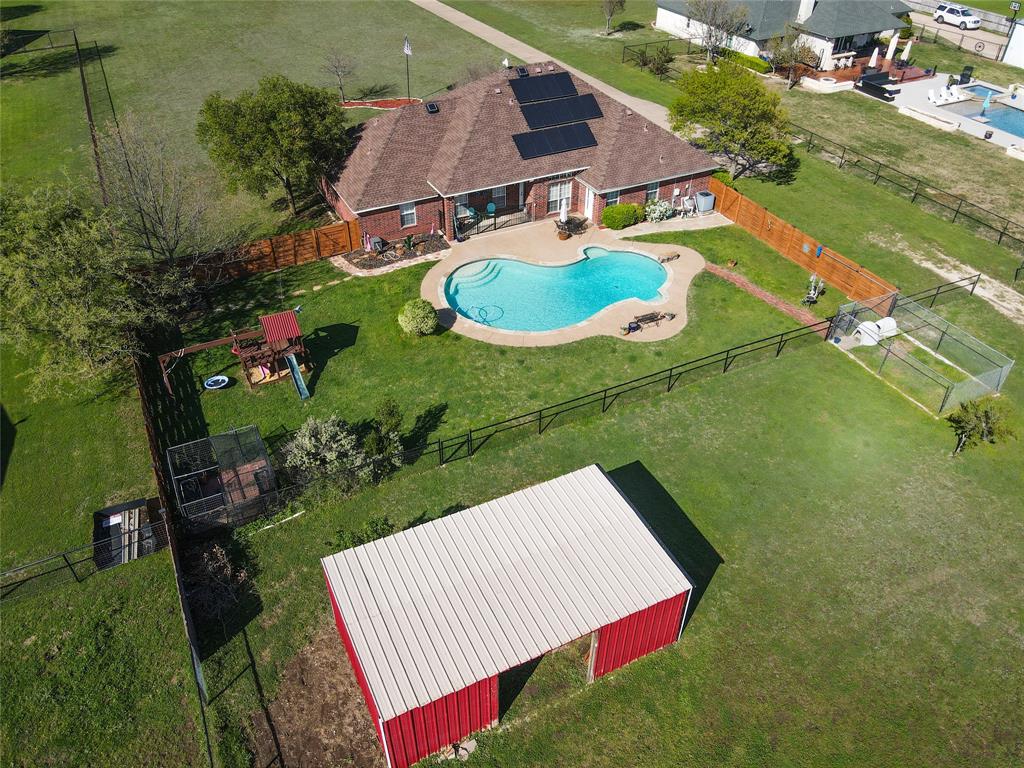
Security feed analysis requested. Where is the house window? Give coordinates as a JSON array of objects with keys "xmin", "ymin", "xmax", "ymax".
[
  {"xmin": 491, "ymin": 186, "xmax": 506, "ymax": 208},
  {"xmin": 455, "ymin": 193, "xmax": 469, "ymax": 217},
  {"xmin": 547, "ymin": 180, "xmax": 572, "ymax": 214},
  {"xmin": 645, "ymin": 182, "xmax": 659, "ymax": 203},
  {"xmin": 605, "ymin": 189, "xmax": 620, "ymax": 206},
  {"xmin": 399, "ymin": 202, "xmax": 417, "ymax": 227}
]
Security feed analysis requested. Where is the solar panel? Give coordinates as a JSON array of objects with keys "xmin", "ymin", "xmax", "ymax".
[
  {"xmin": 512, "ymin": 122, "xmax": 597, "ymax": 160},
  {"xmin": 520, "ymin": 93, "xmax": 603, "ymax": 130},
  {"xmin": 508, "ymin": 72, "xmax": 577, "ymax": 104}
]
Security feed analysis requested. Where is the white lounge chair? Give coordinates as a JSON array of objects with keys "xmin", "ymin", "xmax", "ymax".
[{"xmin": 927, "ymin": 88, "xmax": 938, "ymax": 104}]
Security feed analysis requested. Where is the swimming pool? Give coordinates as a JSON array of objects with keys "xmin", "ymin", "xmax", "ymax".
[
  {"xmin": 941, "ymin": 100, "xmax": 1024, "ymax": 139},
  {"xmin": 444, "ymin": 247, "xmax": 667, "ymax": 332},
  {"xmin": 964, "ymin": 84, "xmax": 1003, "ymax": 99}
]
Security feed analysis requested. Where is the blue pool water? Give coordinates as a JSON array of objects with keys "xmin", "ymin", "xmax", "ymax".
[
  {"xmin": 444, "ymin": 247, "xmax": 667, "ymax": 332},
  {"xmin": 964, "ymin": 84, "xmax": 1003, "ymax": 99},
  {"xmin": 978, "ymin": 104, "xmax": 1024, "ymax": 138}
]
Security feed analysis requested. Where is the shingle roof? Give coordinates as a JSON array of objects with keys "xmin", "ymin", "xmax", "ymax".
[
  {"xmin": 656, "ymin": 0, "xmax": 908, "ymax": 40},
  {"xmin": 331, "ymin": 64, "xmax": 716, "ymax": 212},
  {"xmin": 799, "ymin": 0, "xmax": 910, "ymax": 39},
  {"xmin": 321, "ymin": 465, "xmax": 692, "ymax": 721}
]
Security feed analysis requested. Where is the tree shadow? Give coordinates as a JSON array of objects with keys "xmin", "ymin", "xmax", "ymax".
[
  {"xmin": 0, "ymin": 4, "xmax": 42, "ymax": 22},
  {"xmin": 304, "ymin": 323, "xmax": 359, "ymax": 396},
  {"xmin": 615, "ymin": 20, "xmax": 643, "ymax": 32},
  {"xmin": 763, "ymin": 152, "xmax": 801, "ymax": 186},
  {"xmin": 401, "ymin": 402, "xmax": 449, "ymax": 462},
  {"xmin": 402, "ymin": 502, "xmax": 464, "ymax": 532},
  {"xmin": 606, "ymin": 461, "xmax": 722, "ymax": 625},
  {"xmin": 1, "ymin": 406, "xmax": 20, "ymax": 490},
  {"xmin": 498, "ymin": 656, "xmax": 543, "ymax": 720},
  {"xmin": 1, "ymin": 43, "xmax": 118, "ymax": 80}
]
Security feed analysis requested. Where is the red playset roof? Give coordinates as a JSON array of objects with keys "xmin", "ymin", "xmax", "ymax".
[{"xmin": 259, "ymin": 310, "xmax": 302, "ymax": 344}]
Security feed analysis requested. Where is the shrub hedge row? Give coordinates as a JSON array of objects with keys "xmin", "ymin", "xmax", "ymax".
[{"xmin": 601, "ymin": 203, "xmax": 645, "ymax": 230}]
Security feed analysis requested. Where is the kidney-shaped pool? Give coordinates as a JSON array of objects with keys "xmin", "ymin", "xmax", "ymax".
[{"xmin": 444, "ymin": 246, "xmax": 667, "ymax": 332}]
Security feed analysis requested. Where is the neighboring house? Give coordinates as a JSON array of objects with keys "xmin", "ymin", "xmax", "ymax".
[
  {"xmin": 655, "ymin": 0, "xmax": 910, "ymax": 70},
  {"xmin": 323, "ymin": 63, "xmax": 717, "ymax": 243}
]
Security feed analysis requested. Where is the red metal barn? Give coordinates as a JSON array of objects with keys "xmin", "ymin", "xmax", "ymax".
[{"xmin": 322, "ymin": 465, "xmax": 692, "ymax": 768}]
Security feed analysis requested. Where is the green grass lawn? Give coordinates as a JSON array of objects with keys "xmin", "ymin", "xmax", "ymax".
[
  {"xmin": 735, "ymin": 150, "xmax": 1024, "ymax": 287},
  {"xmin": 777, "ymin": 88, "xmax": 1024, "ymax": 222},
  {"xmin": 0, "ymin": 1, "xmax": 509, "ymax": 237},
  {"xmin": 0, "ymin": 346, "xmax": 155, "ymax": 569},
  {"xmin": 195, "ymin": 284, "xmax": 1024, "ymax": 767},
  {"xmin": 0, "ymin": 552, "xmax": 204, "ymax": 767},
  {"xmin": 182, "ymin": 243, "xmax": 791, "ymax": 443}
]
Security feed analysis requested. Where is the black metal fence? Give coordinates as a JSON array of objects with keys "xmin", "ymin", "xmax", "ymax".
[
  {"xmin": 790, "ymin": 124, "xmax": 1024, "ymax": 281},
  {"xmin": 459, "ymin": 203, "xmax": 536, "ymax": 238},
  {"xmin": 911, "ymin": 22, "xmax": 1007, "ymax": 61},
  {"xmin": 0, "ymin": 517, "xmax": 169, "ymax": 602},
  {"xmin": 622, "ymin": 37, "xmax": 701, "ymax": 80}
]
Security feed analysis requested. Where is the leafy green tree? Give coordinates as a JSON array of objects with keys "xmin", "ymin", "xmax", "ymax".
[
  {"xmin": 196, "ymin": 75, "xmax": 349, "ymax": 216},
  {"xmin": 364, "ymin": 397, "xmax": 405, "ymax": 481},
  {"xmin": 670, "ymin": 62, "xmax": 794, "ymax": 180},
  {"xmin": 947, "ymin": 398, "xmax": 1015, "ymax": 455},
  {"xmin": 0, "ymin": 185, "xmax": 177, "ymax": 395},
  {"xmin": 283, "ymin": 414, "xmax": 369, "ymax": 488}
]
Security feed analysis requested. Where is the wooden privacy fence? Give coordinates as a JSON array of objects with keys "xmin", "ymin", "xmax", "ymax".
[
  {"xmin": 709, "ymin": 177, "xmax": 896, "ymax": 301},
  {"xmin": 205, "ymin": 219, "xmax": 361, "ymax": 281}
]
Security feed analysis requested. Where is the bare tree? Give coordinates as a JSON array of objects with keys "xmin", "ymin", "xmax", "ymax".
[
  {"xmin": 686, "ymin": 0, "xmax": 749, "ymax": 62},
  {"xmin": 323, "ymin": 50, "xmax": 354, "ymax": 103},
  {"xmin": 602, "ymin": 0, "xmax": 626, "ymax": 34},
  {"xmin": 766, "ymin": 32, "xmax": 818, "ymax": 87},
  {"xmin": 97, "ymin": 112, "xmax": 239, "ymax": 301}
]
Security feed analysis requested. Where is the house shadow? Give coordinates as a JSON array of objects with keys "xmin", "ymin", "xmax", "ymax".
[
  {"xmin": 304, "ymin": 322, "xmax": 359, "ymax": 396},
  {"xmin": 607, "ymin": 461, "xmax": 723, "ymax": 625},
  {"xmin": 0, "ymin": 5, "xmax": 43, "ymax": 22}
]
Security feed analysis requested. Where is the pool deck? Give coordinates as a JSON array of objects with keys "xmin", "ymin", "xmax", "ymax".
[
  {"xmin": 420, "ymin": 219, "xmax": 711, "ymax": 347},
  {"xmin": 889, "ymin": 76, "xmax": 1022, "ymax": 149}
]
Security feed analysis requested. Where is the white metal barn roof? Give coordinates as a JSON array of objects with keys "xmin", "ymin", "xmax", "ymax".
[{"xmin": 321, "ymin": 464, "xmax": 692, "ymax": 721}]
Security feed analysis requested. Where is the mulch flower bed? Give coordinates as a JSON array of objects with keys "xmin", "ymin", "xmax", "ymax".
[
  {"xmin": 343, "ymin": 233, "xmax": 449, "ymax": 271},
  {"xmin": 340, "ymin": 98, "xmax": 421, "ymax": 109}
]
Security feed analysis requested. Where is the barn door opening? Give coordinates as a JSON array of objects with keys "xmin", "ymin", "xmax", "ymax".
[{"xmin": 498, "ymin": 656, "xmax": 542, "ymax": 719}]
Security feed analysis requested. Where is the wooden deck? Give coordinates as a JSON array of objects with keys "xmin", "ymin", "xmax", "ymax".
[{"xmin": 802, "ymin": 57, "xmax": 930, "ymax": 84}]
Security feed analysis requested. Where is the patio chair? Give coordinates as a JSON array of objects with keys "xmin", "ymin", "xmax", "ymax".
[
  {"xmin": 680, "ymin": 196, "xmax": 697, "ymax": 217},
  {"xmin": 959, "ymin": 66, "xmax": 974, "ymax": 85},
  {"xmin": 485, "ymin": 202, "xmax": 496, "ymax": 217}
]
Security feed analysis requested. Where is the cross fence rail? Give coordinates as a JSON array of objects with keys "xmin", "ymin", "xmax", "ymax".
[
  {"xmin": 0, "ymin": 517, "xmax": 170, "ymax": 602},
  {"xmin": 789, "ymin": 124, "xmax": 1024, "ymax": 280}
]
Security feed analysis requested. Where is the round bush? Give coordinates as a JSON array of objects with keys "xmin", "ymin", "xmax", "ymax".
[
  {"xmin": 398, "ymin": 298, "xmax": 438, "ymax": 336},
  {"xmin": 601, "ymin": 202, "xmax": 644, "ymax": 230}
]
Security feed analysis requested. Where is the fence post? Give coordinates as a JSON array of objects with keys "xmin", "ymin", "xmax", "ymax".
[
  {"xmin": 998, "ymin": 219, "xmax": 1009, "ymax": 245},
  {"xmin": 930, "ymin": 284, "xmax": 940, "ymax": 308},
  {"xmin": 63, "ymin": 553, "xmax": 81, "ymax": 583},
  {"xmin": 939, "ymin": 384, "xmax": 953, "ymax": 414},
  {"xmin": 838, "ymin": 146, "xmax": 846, "ymax": 168},
  {"xmin": 537, "ymin": 408, "xmax": 544, "ymax": 434},
  {"xmin": 313, "ymin": 229, "xmax": 322, "ymax": 260},
  {"xmin": 723, "ymin": 350, "xmax": 732, "ymax": 373},
  {"xmin": 877, "ymin": 343, "xmax": 892, "ymax": 374},
  {"xmin": 952, "ymin": 198, "xmax": 963, "ymax": 223},
  {"xmin": 873, "ymin": 161, "xmax": 882, "ymax": 184},
  {"xmin": 911, "ymin": 179, "xmax": 921, "ymax": 204},
  {"xmin": 970, "ymin": 273, "xmax": 979, "ymax": 295},
  {"xmin": 437, "ymin": 437, "xmax": 444, "ymax": 466},
  {"xmin": 776, "ymin": 334, "xmax": 787, "ymax": 356},
  {"xmin": 467, "ymin": 429, "xmax": 473, "ymax": 457}
]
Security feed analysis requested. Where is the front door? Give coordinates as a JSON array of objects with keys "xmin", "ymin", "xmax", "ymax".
[{"xmin": 584, "ymin": 186, "xmax": 595, "ymax": 220}]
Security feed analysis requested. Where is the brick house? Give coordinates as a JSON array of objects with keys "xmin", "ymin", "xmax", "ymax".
[{"xmin": 324, "ymin": 63, "xmax": 717, "ymax": 244}]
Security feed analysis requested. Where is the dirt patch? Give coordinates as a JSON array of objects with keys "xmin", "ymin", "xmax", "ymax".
[
  {"xmin": 870, "ymin": 232, "xmax": 1024, "ymax": 326},
  {"xmin": 249, "ymin": 620, "xmax": 385, "ymax": 768}
]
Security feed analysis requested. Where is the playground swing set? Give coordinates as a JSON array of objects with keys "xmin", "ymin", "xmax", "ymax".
[{"xmin": 158, "ymin": 310, "xmax": 311, "ymax": 400}]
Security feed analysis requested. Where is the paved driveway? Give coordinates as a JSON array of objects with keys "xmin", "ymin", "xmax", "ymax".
[{"xmin": 909, "ymin": 12, "xmax": 1009, "ymax": 60}]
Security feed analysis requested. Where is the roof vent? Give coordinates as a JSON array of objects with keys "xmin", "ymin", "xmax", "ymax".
[
  {"xmin": 534, "ymin": 66, "xmax": 542, "ymax": 73},
  {"xmin": 547, "ymin": 64, "xmax": 555, "ymax": 71},
  {"xmin": 425, "ymin": 102, "xmax": 440, "ymax": 114},
  {"xmin": 494, "ymin": 87, "xmax": 502, "ymax": 94},
  {"xmin": 626, "ymin": 109, "xmax": 633, "ymax": 116},
  {"xmin": 516, "ymin": 65, "xmax": 529, "ymax": 78}
]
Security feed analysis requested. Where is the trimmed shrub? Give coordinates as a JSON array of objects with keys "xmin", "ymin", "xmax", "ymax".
[
  {"xmin": 712, "ymin": 170, "xmax": 736, "ymax": 188},
  {"xmin": 398, "ymin": 298, "xmax": 438, "ymax": 335},
  {"xmin": 601, "ymin": 202, "xmax": 644, "ymax": 230},
  {"xmin": 723, "ymin": 50, "xmax": 772, "ymax": 74},
  {"xmin": 644, "ymin": 199, "xmax": 674, "ymax": 223}
]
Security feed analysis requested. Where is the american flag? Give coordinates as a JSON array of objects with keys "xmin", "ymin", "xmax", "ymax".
[{"xmin": 403, "ymin": 35, "xmax": 412, "ymax": 56}]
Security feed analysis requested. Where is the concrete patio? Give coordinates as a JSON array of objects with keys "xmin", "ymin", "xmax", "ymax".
[{"xmin": 420, "ymin": 218, "xmax": 721, "ymax": 347}]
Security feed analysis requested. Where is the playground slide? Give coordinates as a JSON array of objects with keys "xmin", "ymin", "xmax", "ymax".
[{"xmin": 285, "ymin": 354, "xmax": 310, "ymax": 400}]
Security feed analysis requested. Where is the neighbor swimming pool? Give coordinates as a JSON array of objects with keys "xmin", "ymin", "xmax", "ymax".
[
  {"xmin": 964, "ymin": 84, "xmax": 1003, "ymax": 99},
  {"xmin": 444, "ymin": 247, "xmax": 667, "ymax": 332},
  {"xmin": 941, "ymin": 100, "xmax": 1024, "ymax": 139}
]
